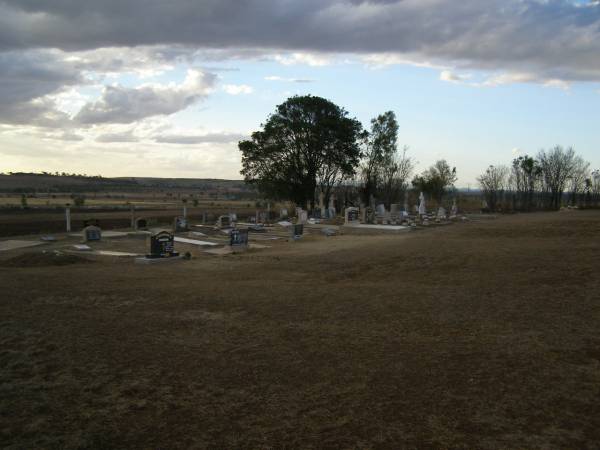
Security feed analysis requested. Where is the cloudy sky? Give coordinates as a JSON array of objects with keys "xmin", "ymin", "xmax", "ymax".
[{"xmin": 1, "ymin": 0, "xmax": 600, "ymax": 185}]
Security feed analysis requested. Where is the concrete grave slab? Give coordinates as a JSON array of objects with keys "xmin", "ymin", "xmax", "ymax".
[
  {"xmin": 340, "ymin": 224, "xmax": 410, "ymax": 235},
  {"xmin": 0, "ymin": 240, "xmax": 45, "ymax": 252},
  {"xmin": 174, "ymin": 237, "xmax": 219, "ymax": 247}
]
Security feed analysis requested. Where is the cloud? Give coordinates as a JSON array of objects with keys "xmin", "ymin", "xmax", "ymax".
[
  {"xmin": 2, "ymin": 1, "xmax": 600, "ymax": 82},
  {"xmin": 439, "ymin": 70, "xmax": 471, "ymax": 84},
  {"xmin": 0, "ymin": 51, "xmax": 83, "ymax": 126},
  {"xmin": 74, "ymin": 69, "xmax": 216, "ymax": 124},
  {"xmin": 54, "ymin": 131, "xmax": 85, "ymax": 141},
  {"xmin": 95, "ymin": 130, "xmax": 139, "ymax": 143},
  {"xmin": 154, "ymin": 132, "xmax": 247, "ymax": 145},
  {"xmin": 222, "ymin": 84, "xmax": 253, "ymax": 95},
  {"xmin": 265, "ymin": 76, "xmax": 315, "ymax": 83}
]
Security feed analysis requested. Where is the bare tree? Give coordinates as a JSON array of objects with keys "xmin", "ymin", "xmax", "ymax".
[
  {"xmin": 380, "ymin": 145, "xmax": 415, "ymax": 208},
  {"xmin": 510, "ymin": 155, "xmax": 541, "ymax": 211},
  {"xmin": 477, "ymin": 165, "xmax": 509, "ymax": 212},
  {"xmin": 568, "ymin": 156, "xmax": 590, "ymax": 206},
  {"xmin": 537, "ymin": 146, "xmax": 577, "ymax": 210}
]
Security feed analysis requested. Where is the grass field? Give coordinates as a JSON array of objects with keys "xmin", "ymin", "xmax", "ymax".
[{"xmin": 1, "ymin": 211, "xmax": 599, "ymax": 448}]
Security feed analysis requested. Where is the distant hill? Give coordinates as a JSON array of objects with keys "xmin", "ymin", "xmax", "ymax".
[{"xmin": 0, "ymin": 173, "xmax": 253, "ymax": 195}]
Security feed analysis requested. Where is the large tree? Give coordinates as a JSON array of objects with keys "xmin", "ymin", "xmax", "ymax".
[
  {"xmin": 537, "ymin": 146, "xmax": 577, "ymax": 210},
  {"xmin": 360, "ymin": 111, "xmax": 413, "ymax": 207},
  {"xmin": 477, "ymin": 165, "xmax": 509, "ymax": 212},
  {"xmin": 239, "ymin": 95, "xmax": 363, "ymax": 208},
  {"xmin": 412, "ymin": 159, "xmax": 457, "ymax": 203}
]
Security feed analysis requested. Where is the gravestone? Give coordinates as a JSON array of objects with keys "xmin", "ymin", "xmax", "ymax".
[
  {"xmin": 135, "ymin": 217, "xmax": 148, "ymax": 230},
  {"xmin": 418, "ymin": 192, "xmax": 427, "ymax": 216},
  {"xmin": 437, "ymin": 207, "xmax": 447, "ymax": 219},
  {"xmin": 451, "ymin": 198, "xmax": 458, "ymax": 217},
  {"xmin": 328, "ymin": 193, "xmax": 336, "ymax": 218},
  {"xmin": 292, "ymin": 224, "xmax": 304, "ymax": 239},
  {"xmin": 345, "ymin": 207, "xmax": 360, "ymax": 225},
  {"xmin": 280, "ymin": 208, "xmax": 288, "ymax": 218},
  {"xmin": 229, "ymin": 212, "xmax": 237, "ymax": 222},
  {"xmin": 217, "ymin": 215, "xmax": 232, "ymax": 228},
  {"xmin": 148, "ymin": 230, "xmax": 178, "ymax": 258},
  {"xmin": 83, "ymin": 225, "xmax": 101, "ymax": 241},
  {"xmin": 229, "ymin": 229, "xmax": 249, "ymax": 247},
  {"xmin": 297, "ymin": 209, "xmax": 308, "ymax": 224},
  {"xmin": 173, "ymin": 216, "xmax": 188, "ymax": 232}
]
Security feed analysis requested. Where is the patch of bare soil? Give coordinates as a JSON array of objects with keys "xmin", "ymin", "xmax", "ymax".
[
  {"xmin": 0, "ymin": 251, "xmax": 94, "ymax": 268},
  {"xmin": 0, "ymin": 210, "xmax": 599, "ymax": 448}
]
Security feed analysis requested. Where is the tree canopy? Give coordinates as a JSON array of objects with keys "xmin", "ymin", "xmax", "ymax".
[
  {"xmin": 239, "ymin": 95, "xmax": 363, "ymax": 208},
  {"xmin": 412, "ymin": 160, "xmax": 457, "ymax": 203}
]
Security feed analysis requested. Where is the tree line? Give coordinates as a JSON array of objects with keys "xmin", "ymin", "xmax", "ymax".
[{"xmin": 477, "ymin": 147, "xmax": 599, "ymax": 212}]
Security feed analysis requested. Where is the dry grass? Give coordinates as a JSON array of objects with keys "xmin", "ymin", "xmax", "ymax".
[{"xmin": 1, "ymin": 211, "xmax": 599, "ymax": 448}]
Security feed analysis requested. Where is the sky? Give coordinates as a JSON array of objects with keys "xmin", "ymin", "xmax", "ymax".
[{"xmin": 1, "ymin": 0, "xmax": 600, "ymax": 186}]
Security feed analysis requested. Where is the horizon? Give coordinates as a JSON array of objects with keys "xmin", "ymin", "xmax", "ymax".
[{"xmin": 1, "ymin": 1, "xmax": 600, "ymax": 185}]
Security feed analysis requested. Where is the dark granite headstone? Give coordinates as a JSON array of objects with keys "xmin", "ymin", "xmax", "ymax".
[
  {"xmin": 83, "ymin": 225, "xmax": 101, "ymax": 241},
  {"xmin": 348, "ymin": 208, "xmax": 359, "ymax": 222},
  {"xmin": 292, "ymin": 224, "xmax": 304, "ymax": 239},
  {"xmin": 148, "ymin": 230, "xmax": 178, "ymax": 258},
  {"xmin": 229, "ymin": 229, "xmax": 249, "ymax": 247}
]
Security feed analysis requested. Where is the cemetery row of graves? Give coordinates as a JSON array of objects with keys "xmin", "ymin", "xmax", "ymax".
[{"xmin": 0, "ymin": 189, "xmax": 471, "ymax": 266}]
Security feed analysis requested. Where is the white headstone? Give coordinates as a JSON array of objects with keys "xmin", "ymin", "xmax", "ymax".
[
  {"xmin": 418, "ymin": 192, "xmax": 427, "ymax": 216},
  {"xmin": 298, "ymin": 209, "xmax": 308, "ymax": 224}
]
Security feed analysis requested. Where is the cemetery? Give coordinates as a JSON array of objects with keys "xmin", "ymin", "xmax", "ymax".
[
  {"xmin": 2, "ymin": 208, "xmax": 599, "ymax": 449},
  {"xmin": 0, "ymin": 192, "xmax": 501, "ymax": 267}
]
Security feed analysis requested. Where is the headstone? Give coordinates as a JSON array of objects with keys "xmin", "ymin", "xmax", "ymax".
[
  {"xmin": 148, "ymin": 230, "xmax": 178, "ymax": 258},
  {"xmin": 174, "ymin": 216, "xmax": 188, "ymax": 232},
  {"xmin": 229, "ymin": 212, "xmax": 237, "ymax": 222},
  {"xmin": 298, "ymin": 209, "xmax": 308, "ymax": 224},
  {"xmin": 418, "ymin": 192, "xmax": 427, "ymax": 216},
  {"xmin": 259, "ymin": 211, "xmax": 268, "ymax": 223},
  {"xmin": 217, "ymin": 215, "xmax": 231, "ymax": 228},
  {"xmin": 376, "ymin": 204, "xmax": 386, "ymax": 216},
  {"xmin": 451, "ymin": 198, "xmax": 458, "ymax": 217},
  {"xmin": 229, "ymin": 229, "xmax": 249, "ymax": 247},
  {"xmin": 280, "ymin": 208, "xmax": 288, "ymax": 218},
  {"xmin": 345, "ymin": 207, "xmax": 360, "ymax": 225},
  {"xmin": 403, "ymin": 191, "xmax": 409, "ymax": 212},
  {"xmin": 437, "ymin": 207, "xmax": 447, "ymax": 219},
  {"xmin": 83, "ymin": 225, "xmax": 101, "ymax": 241},
  {"xmin": 292, "ymin": 224, "xmax": 304, "ymax": 239}
]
